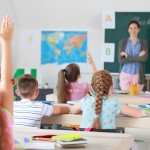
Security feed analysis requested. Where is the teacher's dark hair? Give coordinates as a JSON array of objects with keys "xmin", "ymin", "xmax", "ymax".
[{"xmin": 128, "ymin": 20, "xmax": 140, "ymax": 28}]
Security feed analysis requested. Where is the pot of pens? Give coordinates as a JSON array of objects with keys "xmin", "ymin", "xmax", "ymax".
[{"xmin": 129, "ymin": 83, "xmax": 139, "ymax": 96}]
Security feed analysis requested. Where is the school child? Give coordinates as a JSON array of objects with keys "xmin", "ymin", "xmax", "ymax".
[
  {"xmin": 0, "ymin": 16, "xmax": 14, "ymax": 150},
  {"xmin": 56, "ymin": 51, "xmax": 97, "ymax": 103},
  {"xmin": 14, "ymin": 74, "xmax": 70, "ymax": 127},
  {"xmin": 71, "ymin": 70, "xmax": 144, "ymax": 129}
]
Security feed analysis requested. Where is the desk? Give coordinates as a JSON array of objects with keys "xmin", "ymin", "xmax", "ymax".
[
  {"xmin": 110, "ymin": 93, "xmax": 150, "ymax": 105},
  {"xmin": 15, "ymin": 88, "xmax": 53, "ymax": 101},
  {"xmin": 14, "ymin": 126, "xmax": 134, "ymax": 150},
  {"xmin": 41, "ymin": 114, "xmax": 150, "ymax": 129}
]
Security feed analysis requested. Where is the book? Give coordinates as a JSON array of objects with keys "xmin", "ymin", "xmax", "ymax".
[
  {"xmin": 56, "ymin": 138, "xmax": 87, "ymax": 148},
  {"xmin": 15, "ymin": 137, "xmax": 55, "ymax": 150},
  {"xmin": 67, "ymin": 100, "xmax": 79, "ymax": 105},
  {"xmin": 41, "ymin": 101, "xmax": 55, "ymax": 105},
  {"xmin": 24, "ymin": 142, "xmax": 55, "ymax": 150},
  {"xmin": 138, "ymin": 105, "xmax": 150, "ymax": 114},
  {"xmin": 113, "ymin": 89, "xmax": 129, "ymax": 94},
  {"xmin": 52, "ymin": 133, "xmax": 82, "ymax": 142},
  {"xmin": 56, "ymin": 143, "xmax": 86, "ymax": 148},
  {"xmin": 32, "ymin": 134, "xmax": 56, "ymax": 142},
  {"xmin": 138, "ymin": 105, "xmax": 147, "ymax": 110},
  {"xmin": 57, "ymin": 138, "xmax": 87, "ymax": 145}
]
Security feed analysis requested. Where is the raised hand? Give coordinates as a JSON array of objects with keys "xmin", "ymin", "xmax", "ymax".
[{"xmin": 0, "ymin": 16, "xmax": 14, "ymax": 43}]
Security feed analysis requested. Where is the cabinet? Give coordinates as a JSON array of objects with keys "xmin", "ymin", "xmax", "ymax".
[{"xmin": 14, "ymin": 88, "xmax": 53, "ymax": 101}]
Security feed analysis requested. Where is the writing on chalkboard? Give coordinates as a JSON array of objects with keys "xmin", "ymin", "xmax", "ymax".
[{"xmin": 132, "ymin": 17, "xmax": 150, "ymax": 25}]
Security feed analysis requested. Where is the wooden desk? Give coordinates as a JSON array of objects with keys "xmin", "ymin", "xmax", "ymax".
[
  {"xmin": 110, "ymin": 93, "xmax": 150, "ymax": 105},
  {"xmin": 14, "ymin": 126, "xmax": 134, "ymax": 150},
  {"xmin": 41, "ymin": 114, "xmax": 150, "ymax": 129}
]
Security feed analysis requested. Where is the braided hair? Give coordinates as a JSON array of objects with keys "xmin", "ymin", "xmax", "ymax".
[{"xmin": 91, "ymin": 70, "xmax": 113, "ymax": 129}]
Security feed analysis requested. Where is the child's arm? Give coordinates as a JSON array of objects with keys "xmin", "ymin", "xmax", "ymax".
[
  {"xmin": 52, "ymin": 105, "xmax": 70, "ymax": 115},
  {"xmin": 87, "ymin": 51, "xmax": 97, "ymax": 73},
  {"xmin": 70, "ymin": 102, "xmax": 82, "ymax": 114},
  {"xmin": 0, "ymin": 16, "xmax": 14, "ymax": 114},
  {"xmin": 120, "ymin": 104, "xmax": 143, "ymax": 118}
]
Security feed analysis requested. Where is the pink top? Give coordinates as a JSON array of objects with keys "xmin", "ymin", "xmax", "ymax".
[
  {"xmin": 0, "ymin": 108, "xmax": 14, "ymax": 150},
  {"xmin": 68, "ymin": 82, "xmax": 90, "ymax": 101}
]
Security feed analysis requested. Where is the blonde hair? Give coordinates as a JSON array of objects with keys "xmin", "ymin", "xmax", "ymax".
[{"xmin": 91, "ymin": 70, "xmax": 113, "ymax": 129}]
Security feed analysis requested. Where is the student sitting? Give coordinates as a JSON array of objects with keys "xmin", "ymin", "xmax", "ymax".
[
  {"xmin": 14, "ymin": 74, "xmax": 69, "ymax": 127},
  {"xmin": 56, "ymin": 51, "xmax": 97, "ymax": 103},
  {"xmin": 70, "ymin": 70, "xmax": 144, "ymax": 129}
]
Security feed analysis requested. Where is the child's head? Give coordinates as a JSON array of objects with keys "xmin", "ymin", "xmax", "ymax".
[
  {"xmin": 91, "ymin": 70, "xmax": 113, "ymax": 129},
  {"xmin": 17, "ymin": 74, "xmax": 38, "ymax": 100},
  {"xmin": 64, "ymin": 63, "xmax": 80, "ymax": 82},
  {"xmin": 56, "ymin": 63, "xmax": 80, "ymax": 103}
]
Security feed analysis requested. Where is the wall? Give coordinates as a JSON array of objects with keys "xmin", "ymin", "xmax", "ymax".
[
  {"xmin": 7, "ymin": 0, "xmax": 150, "ymax": 91},
  {"xmin": 0, "ymin": 0, "xmax": 17, "ymax": 68}
]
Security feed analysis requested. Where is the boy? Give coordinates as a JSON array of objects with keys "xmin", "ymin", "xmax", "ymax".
[{"xmin": 14, "ymin": 74, "xmax": 69, "ymax": 127}]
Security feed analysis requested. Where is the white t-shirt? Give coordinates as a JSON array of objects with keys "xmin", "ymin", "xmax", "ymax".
[{"xmin": 14, "ymin": 99, "xmax": 53, "ymax": 127}]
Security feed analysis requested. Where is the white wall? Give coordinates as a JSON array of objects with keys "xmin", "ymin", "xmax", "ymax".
[
  {"xmin": 4, "ymin": 0, "xmax": 150, "ymax": 91},
  {"xmin": 0, "ymin": 0, "xmax": 17, "ymax": 69}
]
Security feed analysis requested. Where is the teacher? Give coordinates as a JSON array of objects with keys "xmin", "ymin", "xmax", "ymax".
[{"xmin": 118, "ymin": 20, "xmax": 148, "ymax": 91}]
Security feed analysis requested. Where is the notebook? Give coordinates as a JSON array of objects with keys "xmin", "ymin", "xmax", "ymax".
[
  {"xmin": 56, "ymin": 138, "xmax": 87, "ymax": 148},
  {"xmin": 67, "ymin": 100, "xmax": 80, "ymax": 105},
  {"xmin": 56, "ymin": 138, "xmax": 87, "ymax": 145},
  {"xmin": 24, "ymin": 142, "xmax": 55, "ymax": 150}
]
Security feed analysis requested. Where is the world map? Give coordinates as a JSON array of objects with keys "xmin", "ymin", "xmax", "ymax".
[{"xmin": 41, "ymin": 31, "xmax": 87, "ymax": 65}]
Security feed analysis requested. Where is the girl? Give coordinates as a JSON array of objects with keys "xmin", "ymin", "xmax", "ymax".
[
  {"xmin": 119, "ymin": 20, "xmax": 148, "ymax": 91},
  {"xmin": 56, "ymin": 51, "xmax": 97, "ymax": 103},
  {"xmin": 71, "ymin": 70, "xmax": 143, "ymax": 129},
  {"xmin": 0, "ymin": 16, "xmax": 14, "ymax": 149}
]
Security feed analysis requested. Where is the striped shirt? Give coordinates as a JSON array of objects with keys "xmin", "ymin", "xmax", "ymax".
[{"xmin": 14, "ymin": 99, "xmax": 53, "ymax": 127}]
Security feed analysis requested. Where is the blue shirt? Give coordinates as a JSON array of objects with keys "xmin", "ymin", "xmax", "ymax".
[
  {"xmin": 80, "ymin": 94, "xmax": 123, "ymax": 129},
  {"xmin": 122, "ymin": 39, "xmax": 141, "ymax": 74}
]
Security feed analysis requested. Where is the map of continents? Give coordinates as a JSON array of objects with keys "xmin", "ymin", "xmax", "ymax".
[{"xmin": 41, "ymin": 31, "xmax": 87, "ymax": 65}]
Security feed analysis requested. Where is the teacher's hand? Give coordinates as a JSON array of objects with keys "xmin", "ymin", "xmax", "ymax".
[
  {"xmin": 139, "ymin": 50, "xmax": 146, "ymax": 56},
  {"xmin": 120, "ymin": 52, "xmax": 128, "ymax": 58}
]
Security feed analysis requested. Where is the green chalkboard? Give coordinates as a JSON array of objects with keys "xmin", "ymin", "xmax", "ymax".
[{"xmin": 104, "ymin": 12, "xmax": 150, "ymax": 73}]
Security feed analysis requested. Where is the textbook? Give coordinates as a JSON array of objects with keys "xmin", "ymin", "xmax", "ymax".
[
  {"xmin": 52, "ymin": 133, "xmax": 82, "ymax": 142},
  {"xmin": 15, "ymin": 137, "xmax": 55, "ymax": 150},
  {"xmin": 56, "ymin": 138, "xmax": 87, "ymax": 148},
  {"xmin": 113, "ymin": 89, "xmax": 129, "ymax": 94},
  {"xmin": 57, "ymin": 138, "xmax": 87, "ymax": 145},
  {"xmin": 24, "ymin": 142, "xmax": 55, "ymax": 150},
  {"xmin": 138, "ymin": 105, "xmax": 150, "ymax": 114},
  {"xmin": 67, "ymin": 100, "xmax": 79, "ymax": 105}
]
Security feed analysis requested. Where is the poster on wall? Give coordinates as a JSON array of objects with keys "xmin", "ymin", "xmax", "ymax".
[
  {"xmin": 102, "ymin": 43, "xmax": 115, "ymax": 62},
  {"xmin": 41, "ymin": 31, "xmax": 87, "ymax": 65},
  {"xmin": 102, "ymin": 9, "xmax": 115, "ymax": 29}
]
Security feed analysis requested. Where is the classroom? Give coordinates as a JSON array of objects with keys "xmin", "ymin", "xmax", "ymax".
[{"xmin": 1, "ymin": 0, "xmax": 150, "ymax": 150}]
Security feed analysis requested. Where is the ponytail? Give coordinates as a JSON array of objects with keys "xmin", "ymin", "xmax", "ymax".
[{"xmin": 56, "ymin": 69, "xmax": 68, "ymax": 103}]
